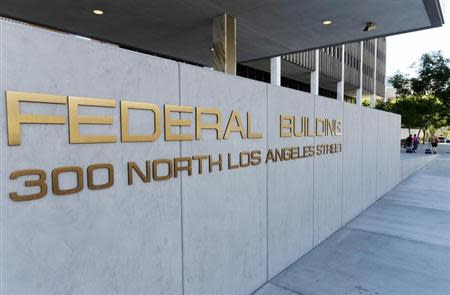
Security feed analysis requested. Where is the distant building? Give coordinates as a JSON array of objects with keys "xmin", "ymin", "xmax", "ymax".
[
  {"xmin": 238, "ymin": 38, "xmax": 386, "ymax": 104},
  {"xmin": 385, "ymin": 87, "xmax": 398, "ymax": 102}
]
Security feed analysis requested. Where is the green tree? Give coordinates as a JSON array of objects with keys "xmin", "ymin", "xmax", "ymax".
[
  {"xmin": 375, "ymin": 100, "xmax": 393, "ymax": 112},
  {"xmin": 362, "ymin": 99, "xmax": 370, "ymax": 107},
  {"xmin": 390, "ymin": 96, "xmax": 444, "ymax": 137},
  {"xmin": 415, "ymin": 52, "xmax": 450, "ymax": 109},
  {"xmin": 388, "ymin": 51, "xmax": 450, "ymax": 136},
  {"xmin": 389, "ymin": 72, "xmax": 412, "ymax": 97}
]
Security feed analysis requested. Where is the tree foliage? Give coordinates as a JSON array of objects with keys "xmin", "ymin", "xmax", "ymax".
[{"xmin": 387, "ymin": 51, "xmax": 450, "ymax": 132}]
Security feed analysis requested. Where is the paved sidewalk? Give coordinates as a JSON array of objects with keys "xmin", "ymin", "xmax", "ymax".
[{"xmin": 255, "ymin": 144, "xmax": 450, "ymax": 295}]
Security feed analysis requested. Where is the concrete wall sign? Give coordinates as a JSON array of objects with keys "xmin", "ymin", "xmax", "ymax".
[
  {"xmin": 5, "ymin": 90, "xmax": 342, "ymax": 202},
  {"xmin": 0, "ymin": 20, "xmax": 401, "ymax": 294}
]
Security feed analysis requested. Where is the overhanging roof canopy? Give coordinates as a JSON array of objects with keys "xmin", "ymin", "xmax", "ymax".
[{"xmin": 0, "ymin": 0, "xmax": 444, "ymax": 66}]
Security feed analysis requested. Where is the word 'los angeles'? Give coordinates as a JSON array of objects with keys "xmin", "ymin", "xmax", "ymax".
[
  {"xmin": 6, "ymin": 91, "xmax": 342, "ymax": 146},
  {"xmin": 9, "ymin": 144, "xmax": 342, "ymax": 202}
]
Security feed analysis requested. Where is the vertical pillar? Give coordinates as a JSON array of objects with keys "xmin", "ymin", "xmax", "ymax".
[
  {"xmin": 356, "ymin": 41, "xmax": 363, "ymax": 106},
  {"xmin": 270, "ymin": 57, "xmax": 281, "ymax": 86},
  {"xmin": 336, "ymin": 45, "xmax": 345, "ymax": 101},
  {"xmin": 384, "ymin": 77, "xmax": 388, "ymax": 102},
  {"xmin": 384, "ymin": 39, "xmax": 388, "ymax": 103},
  {"xmin": 310, "ymin": 49, "xmax": 319, "ymax": 95},
  {"xmin": 370, "ymin": 39, "xmax": 378, "ymax": 108},
  {"xmin": 213, "ymin": 14, "xmax": 236, "ymax": 74}
]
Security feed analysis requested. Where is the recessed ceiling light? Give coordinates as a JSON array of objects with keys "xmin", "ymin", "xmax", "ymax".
[
  {"xmin": 363, "ymin": 22, "xmax": 376, "ymax": 32},
  {"xmin": 93, "ymin": 9, "xmax": 104, "ymax": 15},
  {"xmin": 322, "ymin": 20, "xmax": 333, "ymax": 25}
]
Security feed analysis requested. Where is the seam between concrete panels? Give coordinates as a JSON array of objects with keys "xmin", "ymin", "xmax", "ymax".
[
  {"xmin": 312, "ymin": 95, "xmax": 316, "ymax": 245},
  {"xmin": 312, "ymin": 96, "xmax": 314, "ymax": 245},
  {"xmin": 340, "ymin": 102, "xmax": 344, "ymax": 226},
  {"xmin": 265, "ymin": 84, "xmax": 269, "ymax": 282},
  {"xmin": 0, "ymin": 21, "xmax": 3, "ymax": 294},
  {"xmin": 360, "ymin": 109, "xmax": 365, "ymax": 213},
  {"xmin": 177, "ymin": 62, "xmax": 185, "ymax": 295},
  {"xmin": 375, "ymin": 111, "xmax": 379, "ymax": 201}
]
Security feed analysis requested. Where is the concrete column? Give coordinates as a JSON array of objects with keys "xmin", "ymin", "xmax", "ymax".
[
  {"xmin": 383, "ymin": 38, "xmax": 387, "ymax": 103},
  {"xmin": 336, "ymin": 45, "xmax": 345, "ymax": 101},
  {"xmin": 370, "ymin": 39, "xmax": 378, "ymax": 108},
  {"xmin": 270, "ymin": 56, "xmax": 281, "ymax": 86},
  {"xmin": 213, "ymin": 14, "xmax": 236, "ymax": 74},
  {"xmin": 356, "ymin": 41, "xmax": 363, "ymax": 106},
  {"xmin": 310, "ymin": 49, "xmax": 320, "ymax": 95},
  {"xmin": 384, "ymin": 76, "xmax": 388, "ymax": 102}
]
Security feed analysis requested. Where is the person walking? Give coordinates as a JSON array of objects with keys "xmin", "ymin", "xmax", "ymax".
[
  {"xmin": 405, "ymin": 134, "xmax": 413, "ymax": 148},
  {"xmin": 412, "ymin": 134, "xmax": 419, "ymax": 152},
  {"xmin": 431, "ymin": 134, "xmax": 439, "ymax": 154}
]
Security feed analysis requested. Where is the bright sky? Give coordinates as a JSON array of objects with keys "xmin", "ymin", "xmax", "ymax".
[{"xmin": 386, "ymin": 0, "xmax": 450, "ymax": 77}]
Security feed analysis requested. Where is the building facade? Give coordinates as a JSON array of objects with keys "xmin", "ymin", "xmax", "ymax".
[
  {"xmin": 0, "ymin": 1, "xmax": 444, "ymax": 294},
  {"xmin": 239, "ymin": 38, "xmax": 386, "ymax": 104}
]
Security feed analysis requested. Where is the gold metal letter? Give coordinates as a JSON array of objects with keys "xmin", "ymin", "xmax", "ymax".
[
  {"xmin": 52, "ymin": 166, "xmax": 83, "ymax": 195},
  {"xmin": 315, "ymin": 117, "xmax": 325, "ymax": 136},
  {"xmin": 250, "ymin": 150, "xmax": 262, "ymax": 165},
  {"xmin": 6, "ymin": 91, "xmax": 66, "ymax": 146},
  {"xmin": 127, "ymin": 161, "xmax": 151, "ymax": 185},
  {"xmin": 68, "ymin": 96, "xmax": 117, "ymax": 144},
  {"xmin": 246, "ymin": 112, "xmax": 262, "ymax": 139},
  {"xmin": 192, "ymin": 155, "xmax": 209, "ymax": 174},
  {"xmin": 153, "ymin": 159, "xmax": 173, "ymax": 181},
  {"xmin": 209, "ymin": 154, "xmax": 223, "ymax": 172},
  {"xmin": 280, "ymin": 115, "xmax": 294, "ymax": 137},
  {"xmin": 228, "ymin": 153, "xmax": 239, "ymax": 169},
  {"xmin": 174, "ymin": 157, "xmax": 193, "ymax": 178},
  {"xmin": 239, "ymin": 151, "xmax": 251, "ymax": 167},
  {"xmin": 223, "ymin": 110, "xmax": 245, "ymax": 139},
  {"xmin": 164, "ymin": 105, "xmax": 193, "ymax": 141},
  {"xmin": 9, "ymin": 169, "xmax": 48, "ymax": 201},
  {"xmin": 121, "ymin": 101, "xmax": 161, "ymax": 142},
  {"xmin": 195, "ymin": 107, "xmax": 222, "ymax": 140},
  {"xmin": 87, "ymin": 163, "xmax": 114, "ymax": 190}
]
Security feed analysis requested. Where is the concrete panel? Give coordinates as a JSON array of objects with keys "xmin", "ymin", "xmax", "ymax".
[
  {"xmin": 377, "ymin": 111, "xmax": 401, "ymax": 197},
  {"xmin": 361, "ymin": 108, "xmax": 378, "ymax": 209},
  {"xmin": 0, "ymin": 21, "xmax": 3, "ymax": 211},
  {"xmin": 342, "ymin": 102, "xmax": 363, "ymax": 223},
  {"xmin": 267, "ymin": 85, "xmax": 314, "ymax": 278},
  {"xmin": 376, "ymin": 111, "xmax": 389, "ymax": 197},
  {"xmin": 313, "ymin": 96, "xmax": 343, "ymax": 245},
  {"xmin": 179, "ymin": 64, "xmax": 267, "ymax": 294},
  {"xmin": 1, "ymin": 21, "xmax": 182, "ymax": 294},
  {"xmin": 391, "ymin": 114, "xmax": 402, "ymax": 185}
]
